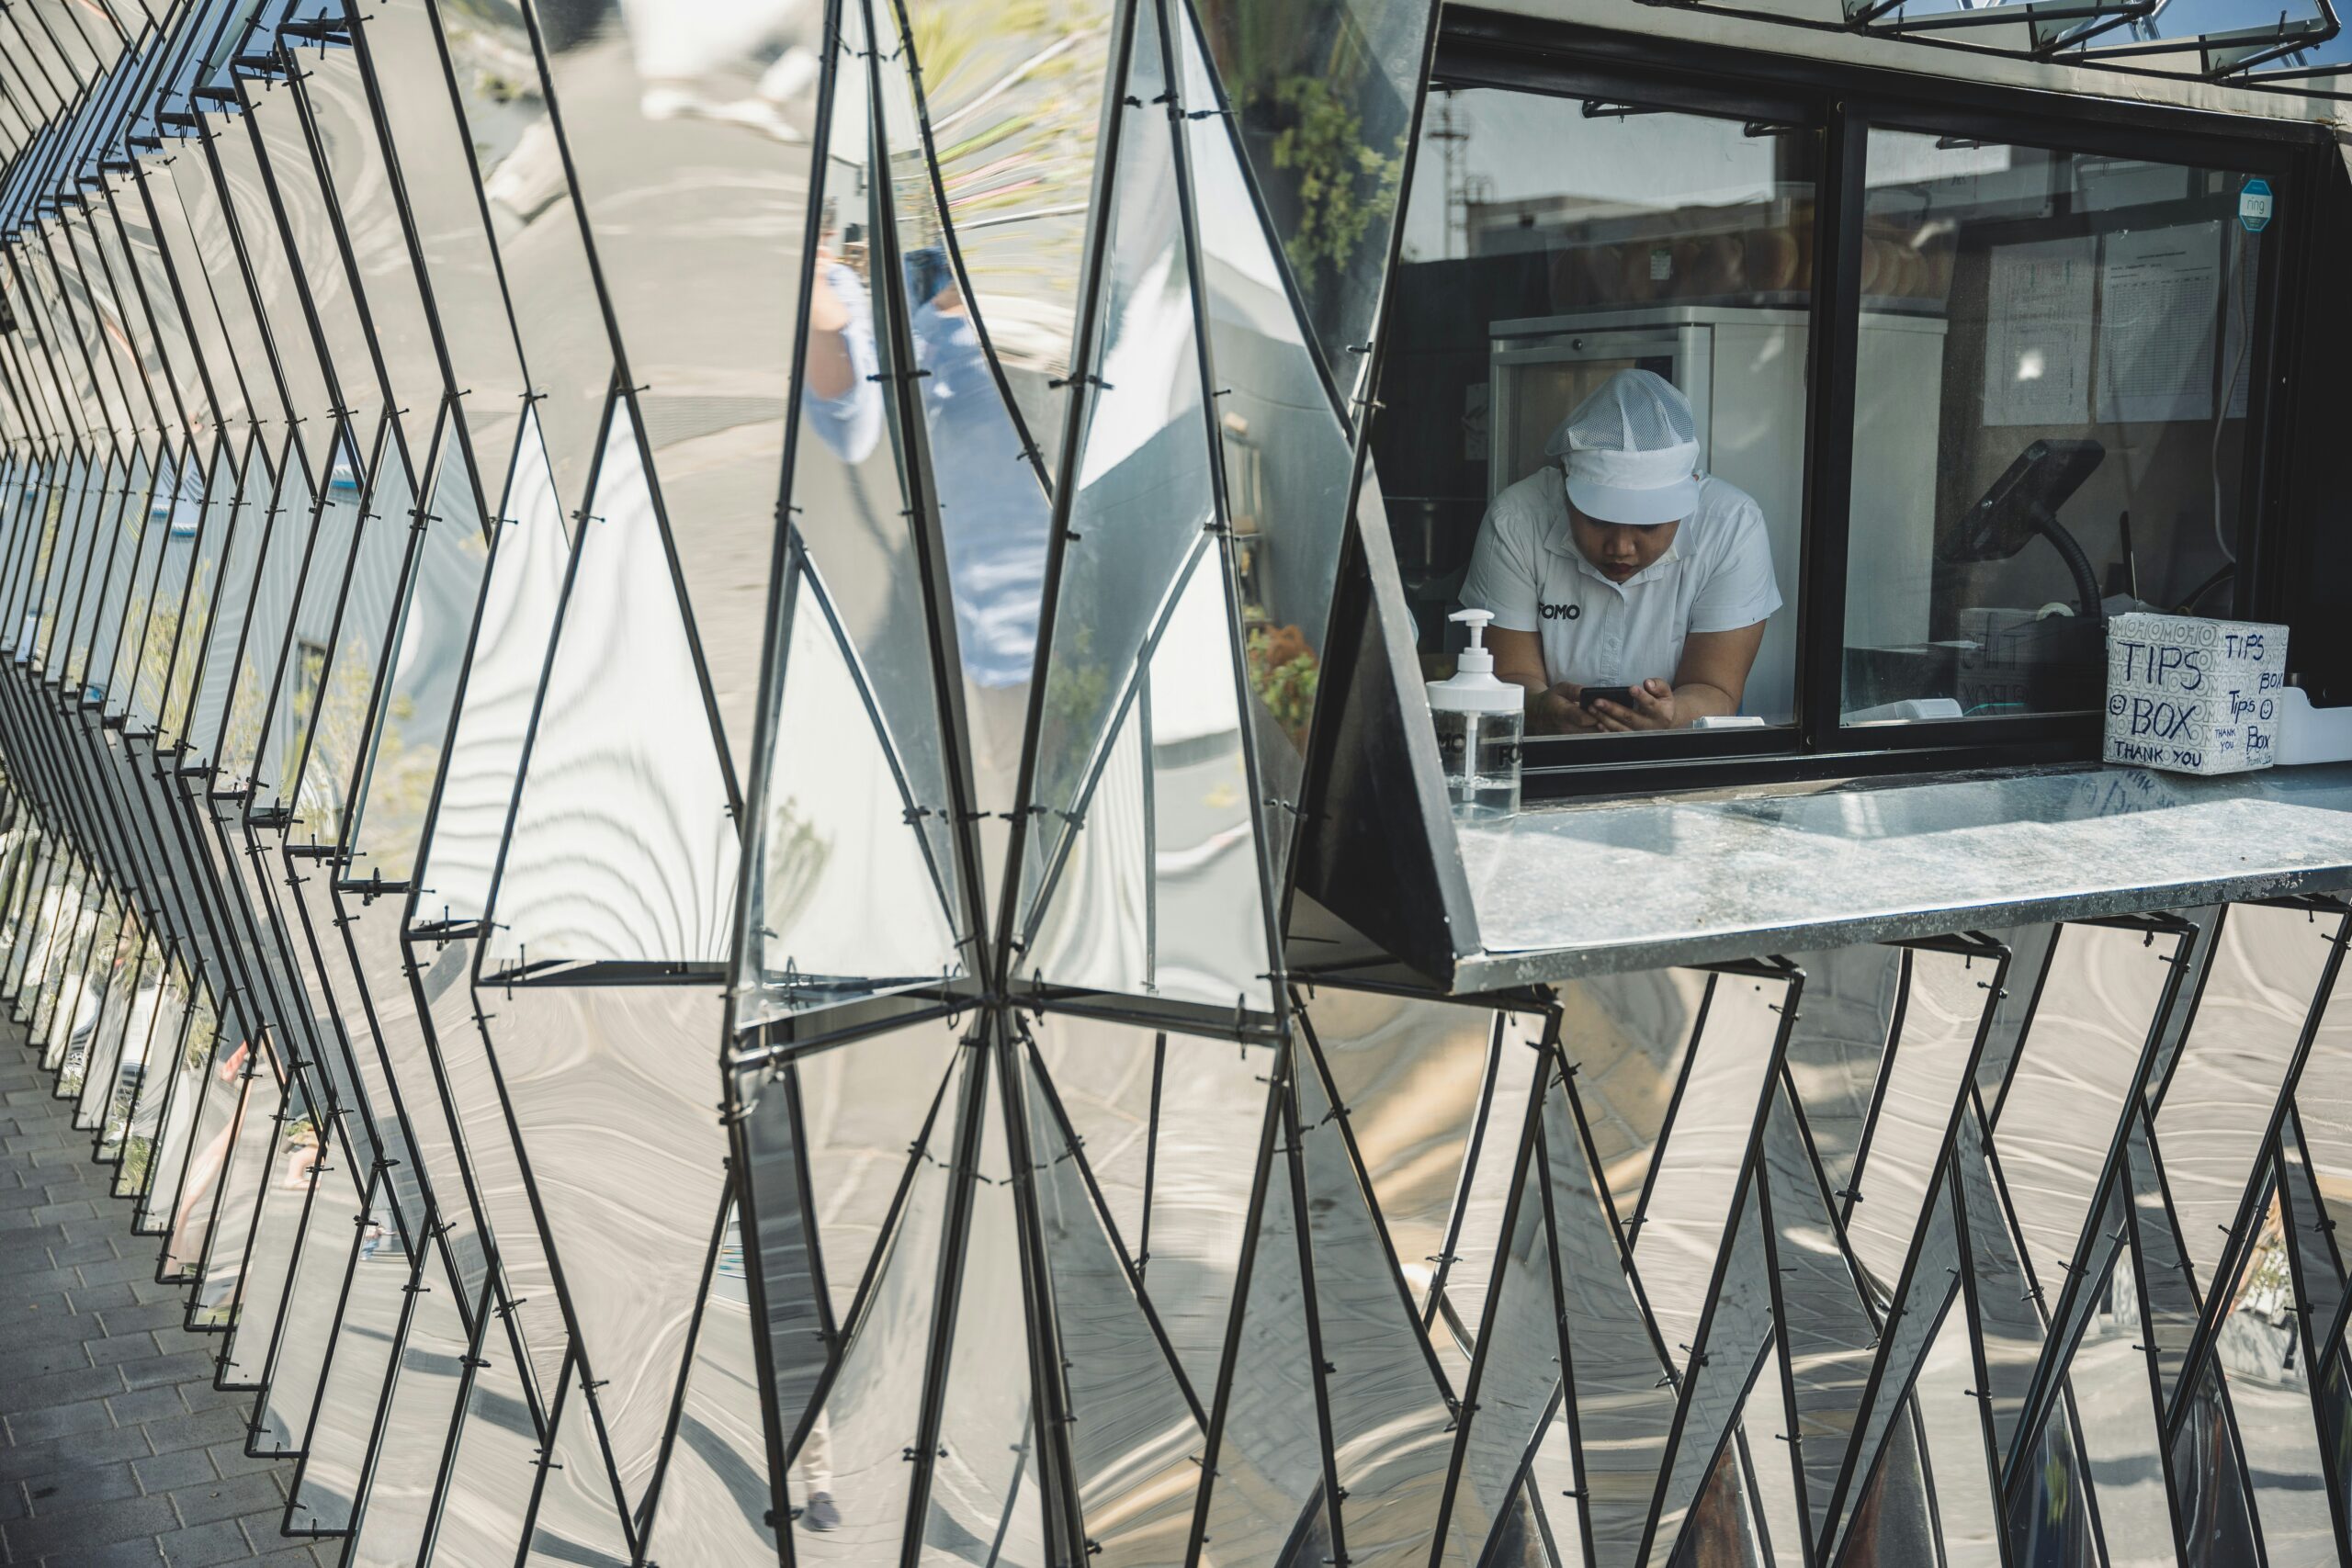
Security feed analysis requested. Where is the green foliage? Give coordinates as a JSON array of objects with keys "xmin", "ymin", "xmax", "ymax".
[
  {"xmin": 1037, "ymin": 621, "xmax": 1109, "ymax": 804},
  {"xmin": 120, "ymin": 1134, "xmax": 152, "ymax": 1192},
  {"xmin": 1247, "ymin": 623, "xmax": 1319, "ymax": 741},
  {"xmin": 1268, "ymin": 74, "xmax": 1404, "ymax": 310}
]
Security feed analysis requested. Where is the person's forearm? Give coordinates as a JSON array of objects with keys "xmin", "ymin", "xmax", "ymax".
[
  {"xmin": 807, "ymin": 331, "xmax": 855, "ymax": 399},
  {"xmin": 1499, "ymin": 671, "xmax": 1558, "ymax": 731},
  {"xmin": 1671, "ymin": 681, "xmax": 1737, "ymax": 723}
]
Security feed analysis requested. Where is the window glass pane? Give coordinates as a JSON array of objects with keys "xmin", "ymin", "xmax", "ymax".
[
  {"xmin": 1843, "ymin": 130, "xmax": 2260, "ymax": 725},
  {"xmin": 1381, "ymin": 88, "xmax": 1815, "ymax": 741}
]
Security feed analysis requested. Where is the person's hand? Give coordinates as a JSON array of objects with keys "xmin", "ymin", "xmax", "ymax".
[
  {"xmin": 1590, "ymin": 678, "xmax": 1677, "ymax": 731},
  {"xmin": 1532, "ymin": 682, "xmax": 1603, "ymax": 734}
]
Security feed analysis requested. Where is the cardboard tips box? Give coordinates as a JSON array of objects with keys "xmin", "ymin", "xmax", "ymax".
[{"xmin": 2105, "ymin": 613, "xmax": 2288, "ymax": 776}]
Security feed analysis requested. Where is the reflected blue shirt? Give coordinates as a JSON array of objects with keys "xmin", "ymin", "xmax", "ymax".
[
  {"xmin": 801, "ymin": 274, "xmax": 1050, "ymax": 689},
  {"xmin": 911, "ymin": 299, "xmax": 1049, "ymax": 690}
]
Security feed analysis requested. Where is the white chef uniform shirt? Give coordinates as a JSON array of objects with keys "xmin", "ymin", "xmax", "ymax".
[{"xmin": 1460, "ymin": 466, "xmax": 1782, "ymax": 697}]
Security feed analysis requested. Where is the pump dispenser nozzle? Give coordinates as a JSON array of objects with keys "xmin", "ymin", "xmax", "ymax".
[
  {"xmin": 1450, "ymin": 608, "xmax": 1497, "ymax": 676},
  {"xmin": 1429, "ymin": 607, "xmax": 1519, "ymax": 716}
]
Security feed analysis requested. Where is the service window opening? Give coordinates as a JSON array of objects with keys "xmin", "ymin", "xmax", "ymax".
[
  {"xmin": 1383, "ymin": 90, "xmax": 1822, "ymax": 741},
  {"xmin": 1374, "ymin": 74, "xmax": 2271, "ymax": 773}
]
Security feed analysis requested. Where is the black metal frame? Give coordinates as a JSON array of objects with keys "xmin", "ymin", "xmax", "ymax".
[{"xmin": 1404, "ymin": 8, "xmax": 2328, "ymax": 801}]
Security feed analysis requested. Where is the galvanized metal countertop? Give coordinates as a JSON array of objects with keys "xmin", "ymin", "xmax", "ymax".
[{"xmin": 1451, "ymin": 761, "xmax": 2352, "ymax": 989}]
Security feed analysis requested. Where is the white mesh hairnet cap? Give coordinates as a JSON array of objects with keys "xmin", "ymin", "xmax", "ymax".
[{"xmin": 1545, "ymin": 368, "xmax": 1702, "ymax": 526}]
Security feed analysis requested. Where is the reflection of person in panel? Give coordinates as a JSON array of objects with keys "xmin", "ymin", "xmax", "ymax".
[
  {"xmin": 899, "ymin": 245, "xmax": 1050, "ymax": 802},
  {"xmin": 1461, "ymin": 369, "xmax": 1781, "ymax": 734},
  {"xmin": 802, "ymin": 200, "xmax": 882, "ymax": 465},
  {"xmin": 801, "ymin": 228, "xmax": 1049, "ymax": 818}
]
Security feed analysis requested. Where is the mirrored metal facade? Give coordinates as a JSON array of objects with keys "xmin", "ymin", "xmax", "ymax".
[{"xmin": 2, "ymin": 2, "xmax": 2351, "ymax": 1566}]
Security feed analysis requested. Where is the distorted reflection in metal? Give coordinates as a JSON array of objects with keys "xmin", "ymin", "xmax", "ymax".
[
  {"xmin": 481, "ymin": 397, "xmax": 737, "ymax": 971},
  {"xmin": 2, "ymin": 1, "xmax": 2347, "ymax": 1563}
]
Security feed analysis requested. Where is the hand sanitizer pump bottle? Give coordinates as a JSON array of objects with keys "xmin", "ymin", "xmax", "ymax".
[{"xmin": 1428, "ymin": 609, "xmax": 1523, "ymax": 822}]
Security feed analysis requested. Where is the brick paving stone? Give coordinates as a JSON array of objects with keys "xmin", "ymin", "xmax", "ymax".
[
  {"xmin": 72, "ymin": 1279, "xmax": 143, "ymax": 1311},
  {"xmin": 121, "ymin": 1348, "xmax": 217, "ymax": 1392},
  {"xmin": 133, "ymin": 1445, "xmax": 218, "ymax": 1495},
  {"xmin": 0, "ymin": 1226, "xmax": 61, "ymax": 1262},
  {"xmin": 7, "ymin": 1261, "xmax": 84, "ymax": 1296},
  {"xmin": 6, "ymin": 1023, "xmax": 299, "ymax": 1564},
  {"xmin": 0, "ymin": 1338, "xmax": 91, "ymax": 1381},
  {"xmin": 10, "ymin": 1360, "xmax": 130, "ymax": 1408},
  {"xmin": 0, "ymin": 1490, "xmax": 175, "ymax": 1557},
  {"xmin": 204, "ymin": 1445, "xmax": 277, "ymax": 1481},
  {"xmin": 89, "ymin": 1332, "xmax": 166, "ymax": 1367},
  {"xmin": 176, "ymin": 1380, "xmax": 244, "ymax": 1414},
  {"xmin": 5, "ymin": 1394, "xmax": 115, "ymax": 1444},
  {"xmin": 165, "ymin": 1472, "xmax": 284, "ymax": 1529},
  {"xmin": 40, "ymin": 1539, "xmax": 166, "ymax": 1568},
  {"xmin": 0, "ymin": 1425, "xmax": 152, "ymax": 1484},
  {"xmin": 96, "ymin": 1300, "xmax": 194, "ymax": 1336},
  {"xmin": 140, "ymin": 1407, "xmax": 248, "ymax": 1456},
  {"xmin": 130, "ymin": 1273, "xmax": 194, "ymax": 1305},
  {"xmin": 78, "ymin": 1253, "xmax": 160, "ymax": 1288},
  {"xmin": 20, "ymin": 1459, "xmax": 142, "ymax": 1517},
  {"xmin": 48, "ymin": 1233, "xmax": 120, "ymax": 1265},
  {"xmin": 155, "ymin": 1518, "xmax": 255, "ymax": 1566},
  {"xmin": 0, "ymin": 1308, "xmax": 88, "ymax": 1352},
  {"xmin": 107, "ymin": 1385, "xmax": 192, "ymax": 1427}
]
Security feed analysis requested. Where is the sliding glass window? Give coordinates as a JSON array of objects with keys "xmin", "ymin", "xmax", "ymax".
[
  {"xmin": 1841, "ymin": 130, "xmax": 2267, "ymax": 728},
  {"xmin": 1380, "ymin": 44, "xmax": 2301, "ymax": 791},
  {"xmin": 1379, "ymin": 85, "xmax": 1822, "ymax": 751}
]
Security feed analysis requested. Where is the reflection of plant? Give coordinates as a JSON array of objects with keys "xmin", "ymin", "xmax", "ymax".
[
  {"xmin": 1247, "ymin": 622, "xmax": 1319, "ymax": 744},
  {"xmin": 1269, "ymin": 75, "xmax": 1405, "ymax": 311},
  {"xmin": 1036, "ymin": 622, "xmax": 1108, "ymax": 807},
  {"xmin": 2239, "ymin": 1210, "xmax": 2293, "ymax": 1315},
  {"xmin": 355, "ymin": 693, "xmax": 437, "ymax": 873},
  {"xmin": 759, "ymin": 797, "xmax": 832, "ymax": 964},
  {"xmin": 183, "ymin": 1003, "xmax": 217, "ymax": 1073},
  {"xmin": 121, "ymin": 1134, "xmax": 152, "ymax": 1192},
  {"xmin": 296, "ymin": 639, "xmax": 379, "ymax": 830}
]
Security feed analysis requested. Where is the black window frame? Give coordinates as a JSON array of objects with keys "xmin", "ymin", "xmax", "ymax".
[{"xmin": 1419, "ymin": 7, "xmax": 2330, "ymax": 801}]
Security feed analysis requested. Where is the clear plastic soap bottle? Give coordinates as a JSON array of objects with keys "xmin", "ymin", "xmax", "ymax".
[{"xmin": 1428, "ymin": 609, "xmax": 1523, "ymax": 822}]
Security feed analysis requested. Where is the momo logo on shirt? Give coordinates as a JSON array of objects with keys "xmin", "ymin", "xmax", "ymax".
[{"xmin": 1540, "ymin": 602, "xmax": 1582, "ymax": 621}]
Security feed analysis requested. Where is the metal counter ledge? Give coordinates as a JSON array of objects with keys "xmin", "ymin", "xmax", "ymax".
[{"xmin": 1448, "ymin": 761, "xmax": 2352, "ymax": 990}]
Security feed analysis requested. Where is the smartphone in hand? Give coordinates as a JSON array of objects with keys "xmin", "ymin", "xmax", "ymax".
[{"xmin": 1577, "ymin": 684, "xmax": 1638, "ymax": 711}]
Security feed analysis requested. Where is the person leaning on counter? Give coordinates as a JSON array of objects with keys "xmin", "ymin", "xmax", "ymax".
[{"xmin": 1460, "ymin": 368, "xmax": 1781, "ymax": 733}]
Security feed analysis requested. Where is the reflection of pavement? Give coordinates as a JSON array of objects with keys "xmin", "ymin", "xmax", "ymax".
[
  {"xmin": 521, "ymin": 34, "xmax": 813, "ymax": 780},
  {"xmin": 2062, "ymin": 1332, "xmax": 2175, "ymax": 1567},
  {"xmin": 1152, "ymin": 732, "xmax": 1267, "ymax": 1002}
]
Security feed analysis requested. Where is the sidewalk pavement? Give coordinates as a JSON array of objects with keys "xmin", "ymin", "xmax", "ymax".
[{"xmin": 0, "ymin": 1028, "xmax": 323, "ymax": 1568}]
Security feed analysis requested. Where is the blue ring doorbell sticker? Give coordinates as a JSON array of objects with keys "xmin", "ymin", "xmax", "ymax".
[{"xmin": 2240, "ymin": 178, "xmax": 2274, "ymax": 233}]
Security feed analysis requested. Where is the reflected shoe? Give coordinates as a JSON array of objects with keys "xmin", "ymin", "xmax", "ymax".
[
  {"xmin": 483, "ymin": 119, "xmax": 569, "ymax": 225},
  {"xmin": 707, "ymin": 94, "xmax": 806, "ymax": 142},
  {"xmin": 756, "ymin": 44, "xmax": 820, "ymax": 106},
  {"xmin": 639, "ymin": 79, "xmax": 806, "ymax": 142},
  {"xmin": 639, "ymin": 82, "xmax": 722, "ymax": 122},
  {"xmin": 804, "ymin": 1492, "xmax": 840, "ymax": 1532}
]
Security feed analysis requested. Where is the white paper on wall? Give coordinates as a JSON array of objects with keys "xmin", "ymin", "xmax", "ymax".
[
  {"xmin": 2095, "ymin": 223, "xmax": 2221, "ymax": 424},
  {"xmin": 1982, "ymin": 237, "xmax": 2096, "ymax": 427}
]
